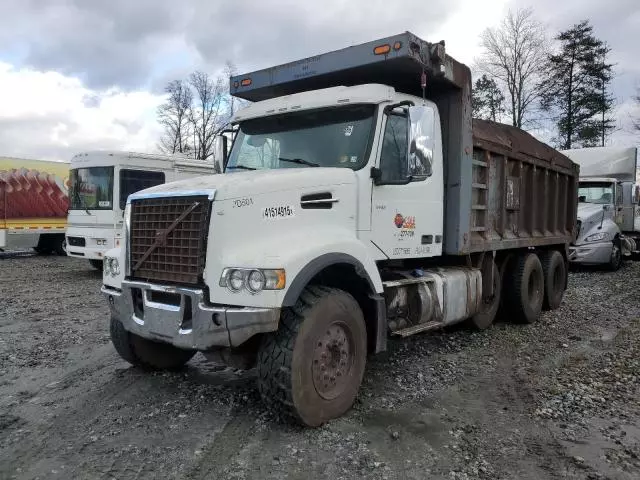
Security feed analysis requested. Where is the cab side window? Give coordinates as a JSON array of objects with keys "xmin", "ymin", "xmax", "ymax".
[{"xmin": 379, "ymin": 114, "xmax": 408, "ymax": 183}]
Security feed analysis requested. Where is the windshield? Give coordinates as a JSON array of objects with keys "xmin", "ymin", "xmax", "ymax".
[
  {"xmin": 578, "ymin": 182, "xmax": 614, "ymax": 204},
  {"xmin": 69, "ymin": 166, "xmax": 114, "ymax": 210},
  {"xmin": 226, "ymin": 105, "xmax": 376, "ymax": 171}
]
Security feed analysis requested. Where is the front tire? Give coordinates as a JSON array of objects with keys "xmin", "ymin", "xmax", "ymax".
[
  {"xmin": 608, "ymin": 240, "xmax": 622, "ymax": 271},
  {"xmin": 257, "ymin": 286, "xmax": 367, "ymax": 427},
  {"xmin": 89, "ymin": 259, "xmax": 103, "ymax": 271},
  {"xmin": 505, "ymin": 253, "xmax": 544, "ymax": 324},
  {"xmin": 110, "ymin": 316, "xmax": 196, "ymax": 370}
]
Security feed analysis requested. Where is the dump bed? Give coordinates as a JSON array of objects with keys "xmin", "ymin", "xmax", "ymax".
[
  {"xmin": 231, "ymin": 32, "xmax": 579, "ymax": 255},
  {"xmin": 0, "ymin": 157, "xmax": 70, "ymax": 231},
  {"xmin": 470, "ymin": 120, "xmax": 579, "ymax": 253}
]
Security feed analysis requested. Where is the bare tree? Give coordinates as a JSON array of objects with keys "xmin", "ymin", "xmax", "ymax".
[
  {"xmin": 156, "ymin": 61, "xmax": 246, "ymax": 160},
  {"xmin": 188, "ymin": 71, "xmax": 227, "ymax": 160},
  {"xmin": 475, "ymin": 8, "xmax": 547, "ymax": 128},
  {"xmin": 634, "ymin": 87, "xmax": 640, "ymax": 132},
  {"xmin": 157, "ymin": 80, "xmax": 193, "ymax": 154}
]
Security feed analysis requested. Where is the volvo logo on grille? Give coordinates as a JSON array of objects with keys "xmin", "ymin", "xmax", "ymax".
[{"xmin": 155, "ymin": 228, "xmax": 168, "ymax": 247}]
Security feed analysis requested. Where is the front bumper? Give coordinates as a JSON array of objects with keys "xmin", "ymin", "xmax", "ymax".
[
  {"xmin": 568, "ymin": 241, "xmax": 613, "ymax": 265},
  {"xmin": 102, "ymin": 280, "xmax": 280, "ymax": 350}
]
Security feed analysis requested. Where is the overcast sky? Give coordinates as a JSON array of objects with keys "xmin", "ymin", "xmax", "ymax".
[{"xmin": 0, "ymin": 0, "xmax": 638, "ymax": 161}]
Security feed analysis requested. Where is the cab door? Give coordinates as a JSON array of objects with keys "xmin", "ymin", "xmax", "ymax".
[{"xmin": 370, "ymin": 104, "xmax": 444, "ymax": 259}]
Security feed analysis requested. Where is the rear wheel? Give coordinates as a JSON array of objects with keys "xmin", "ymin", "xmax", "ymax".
[
  {"xmin": 257, "ymin": 286, "xmax": 367, "ymax": 427},
  {"xmin": 505, "ymin": 253, "xmax": 544, "ymax": 324},
  {"xmin": 89, "ymin": 259, "xmax": 103, "ymax": 271},
  {"xmin": 470, "ymin": 259, "xmax": 501, "ymax": 330},
  {"xmin": 540, "ymin": 250, "xmax": 566, "ymax": 310},
  {"xmin": 110, "ymin": 316, "xmax": 196, "ymax": 370}
]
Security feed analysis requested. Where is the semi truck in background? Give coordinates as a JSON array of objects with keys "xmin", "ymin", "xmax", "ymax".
[
  {"xmin": 66, "ymin": 151, "xmax": 219, "ymax": 270},
  {"xmin": 562, "ymin": 146, "xmax": 639, "ymax": 270},
  {"xmin": 101, "ymin": 32, "xmax": 579, "ymax": 427},
  {"xmin": 0, "ymin": 157, "xmax": 69, "ymax": 255}
]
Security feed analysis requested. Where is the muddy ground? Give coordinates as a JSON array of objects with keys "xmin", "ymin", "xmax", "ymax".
[{"xmin": 1, "ymin": 254, "xmax": 639, "ymax": 480}]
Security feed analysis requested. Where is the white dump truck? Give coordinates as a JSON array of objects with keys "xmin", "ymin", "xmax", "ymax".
[
  {"xmin": 562, "ymin": 146, "xmax": 639, "ymax": 270},
  {"xmin": 66, "ymin": 151, "xmax": 218, "ymax": 269},
  {"xmin": 102, "ymin": 33, "xmax": 579, "ymax": 427},
  {"xmin": 0, "ymin": 156, "xmax": 69, "ymax": 254}
]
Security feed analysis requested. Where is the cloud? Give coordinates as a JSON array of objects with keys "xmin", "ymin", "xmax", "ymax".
[
  {"xmin": 0, "ymin": 62, "xmax": 163, "ymax": 161},
  {"xmin": 0, "ymin": 0, "xmax": 637, "ymax": 159}
]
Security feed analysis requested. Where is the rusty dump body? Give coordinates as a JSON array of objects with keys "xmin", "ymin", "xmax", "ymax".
[
  {"xmin": 230, "ymin": 31, "xmax": 579, "ymax": 255},
  {"xmin": 468, "ymin": 119, "xmax": 579, "ymax": 254}
]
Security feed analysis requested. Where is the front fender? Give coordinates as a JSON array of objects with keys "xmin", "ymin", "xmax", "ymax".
[
  {"xmin": 577, "ymin": 220, "xmax": 619, "ymax": 245},
  {"xmin": 206, "ymin": 228, "xmax": 383, "ymax": 308}
]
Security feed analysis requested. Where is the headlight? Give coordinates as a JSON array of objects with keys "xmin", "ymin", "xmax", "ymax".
[
  {"xmin": 220, "ymin": 268, "xmax": 286, "ymax": 293},
  {"xmin": 109, "ymin": 257, "xmax": 120, "ymax": 276},
  {"xmin": 247, "ymin": 270, "xmax": 266, "ymax": 293},
  {"xmin": 103, "ymin": 257, "xmax": 120, "ymax": 277},
  {"xmin": 584, "ymin": 232, "xmax": 610, "ymax": 243},
  {"xmin": 228, "ymin": 269, "xmax": 245, "ymax": 291}
]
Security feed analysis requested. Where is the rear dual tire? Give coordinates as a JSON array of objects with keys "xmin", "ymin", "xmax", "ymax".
[{"xmin": 505, "ymin": 250, "xmax": 566, "ymax": 323}]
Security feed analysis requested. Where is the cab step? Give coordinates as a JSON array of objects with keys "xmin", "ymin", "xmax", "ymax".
[{"xmin": 392, "ymin": 321, "xmax": 444, "ymax": 337}]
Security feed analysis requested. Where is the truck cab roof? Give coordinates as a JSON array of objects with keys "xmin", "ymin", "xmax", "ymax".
[
  {"xmin": 70, "ymin": 150, "xmax": 215, "ymax": 170},
  {"xmin": 579, "ymin": 176, "xmax": 619, "ymax": 184},
  {"xmin": 232, "ymin": 83, "xmax": 432, "ymax": 123}
]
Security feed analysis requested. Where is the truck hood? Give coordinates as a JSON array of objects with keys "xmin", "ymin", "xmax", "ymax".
[
  {"xmin": 128, "ymin": 167, "xmax": 357, "ymax": 201},
  {"xmin": 577, "ymin": 202, "xmax": 606, "ymax": 222}
]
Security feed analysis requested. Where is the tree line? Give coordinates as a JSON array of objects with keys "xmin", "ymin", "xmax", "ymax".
[
  {"xmin": 157, "ymin": 8, "xmax": 639, "ymax": 156},
  {"xmin": 156, "ymin": 62, "xmax": 244, "ymax": 160},
  {"xmin": 472, "ymin": 8, "xmax": 624, "ymax": 149}
]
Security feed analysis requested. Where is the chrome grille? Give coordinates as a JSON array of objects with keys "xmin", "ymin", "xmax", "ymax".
[{"xmin": 129, "ymin": 195, "xmax": 210, "ymax": 285}]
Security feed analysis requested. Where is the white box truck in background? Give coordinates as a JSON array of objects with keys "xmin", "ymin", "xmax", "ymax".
[
  {"xmin": 66, "ymin": 151, "xmax": 218, "ymax": 270},
  {"xmin": 562, "ymin": 146, "xmax": 639, "ymax": 270},
  {"xmin": 0, "ymin": 157, "xmax": 69, "ymax": 255}
]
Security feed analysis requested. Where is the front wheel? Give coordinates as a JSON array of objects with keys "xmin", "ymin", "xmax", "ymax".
[
  {"xmin": 608, "ymin": 240, "xmax": 622, "ymax": 271},
  {"xmin": 257, "ymin": 286, "xmax": 367, "ymax": 427},
  {"xmin": 89, "ymin": 259, "xmax": 103, "ymax": 271},
  {"xmin": 110, "ymin": 316, "xmax": 196, "ymax": 370}
]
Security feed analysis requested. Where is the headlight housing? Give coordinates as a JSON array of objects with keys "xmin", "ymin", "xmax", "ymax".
[
  {"xmin": 219, "ymin": 268, "xmax": 286, "ymax": 294},
  {"xmin": 584, "ymin": 231, "xmax": 610, "ymax": 243},
  {"xmin": 103, "ymin": 256, "xmax": 120, "ymax": 277}
]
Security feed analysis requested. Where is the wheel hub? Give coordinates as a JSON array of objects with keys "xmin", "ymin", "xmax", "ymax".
[{"xmin": 311, "ymin": 322, "xmax": 353, "ymax": 400}]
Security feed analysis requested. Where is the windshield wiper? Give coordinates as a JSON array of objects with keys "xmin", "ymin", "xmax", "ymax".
[
  {"xmin": 72, "ymin": 186, "xmax": 92, "ymax": 215},
  {"xmin": 227, "ymin": 164, "xmax": 256, "ymax": 171},
  {"xmin": 279, "ymin": 157, "xmax": 319, "ymax": 167}
]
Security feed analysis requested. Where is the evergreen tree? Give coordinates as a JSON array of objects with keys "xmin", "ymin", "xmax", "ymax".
[
  {"xmin": 472, "ymin": 75, "xmax": 505, "ymax": 122},
  {"xmin": 540, "ymin": 21, "xmax": 615, "ymax": 149}
]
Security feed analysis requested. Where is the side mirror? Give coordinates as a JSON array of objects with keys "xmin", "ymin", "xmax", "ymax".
[
  {"xmin": 212, "ymin": 135, "xmax": 228, "ymax": 174},
  {"xmin": 408, "ymin": 106, "xmax": 435, "ymax": 178}
]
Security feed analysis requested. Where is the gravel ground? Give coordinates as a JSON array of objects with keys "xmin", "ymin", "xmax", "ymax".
[{"xmin": 1, "ymin": 254, "xmax": 639, "ymax": 480}]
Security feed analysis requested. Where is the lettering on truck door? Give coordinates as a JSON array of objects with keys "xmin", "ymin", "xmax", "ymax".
[{"xmin": 370, "ymin": 105, "xmax": 443, "ymax": 259}]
